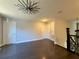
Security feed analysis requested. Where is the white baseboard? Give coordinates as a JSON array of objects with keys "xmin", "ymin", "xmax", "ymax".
[
  {"xmin": 0, "ymin": 39, "xmax": 43, "ymax": 46},
  {"xmin": 12, "ymin": 39, "xmax": 43, "ymax": 44},
  {"xmin": 49, "ymin": 38, "xmax": 57, "ymax": 44},
  {"xmin": 0, "ymin": 39, "xmax": 59, "ymax": 47},
  {"xmin": 0, "ymin": 44, "xmax": 5, "ymax": 47}
]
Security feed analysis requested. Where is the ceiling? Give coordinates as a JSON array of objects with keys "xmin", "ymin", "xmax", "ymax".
[{"xmin": 0, "ymin": 0, "xmax": 79, "ymax": 21}]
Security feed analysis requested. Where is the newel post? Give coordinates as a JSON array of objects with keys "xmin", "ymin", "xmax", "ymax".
[{"xmin": 66, "ymin": 28, "xmax": 70, "ymax": 51}]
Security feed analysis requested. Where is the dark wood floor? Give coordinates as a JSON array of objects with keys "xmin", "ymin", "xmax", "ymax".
[{"xmin": 0, "ymin": 39, "xmax": 79, "ymax": 59}]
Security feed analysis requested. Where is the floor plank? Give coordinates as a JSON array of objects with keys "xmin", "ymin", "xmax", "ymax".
[{"xmin": 0, "ymin": 39, "xmax": 79, "ymax": 59}]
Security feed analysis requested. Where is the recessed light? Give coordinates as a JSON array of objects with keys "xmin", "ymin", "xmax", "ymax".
[{"xmin": 41, "ymin": 19, "xmax": 49, "ymax": 23}]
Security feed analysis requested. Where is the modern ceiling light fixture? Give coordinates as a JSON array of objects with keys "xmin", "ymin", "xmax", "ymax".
[{"xmin": 17, "ymin": 0, "xmax": 40, "ymax": 14}]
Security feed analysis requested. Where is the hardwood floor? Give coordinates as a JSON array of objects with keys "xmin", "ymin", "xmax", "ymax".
[{"xmin": 0, "ymin": 39, "xmax": 79, "ymax": 59}]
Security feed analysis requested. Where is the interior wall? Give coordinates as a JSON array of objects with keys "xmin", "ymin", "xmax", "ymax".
[
  {"xmin": 68, "ymin": 20, "xmax": 77, "ymax": 35},
  {"xmin": 16, "ymin": 21, "xmax": 40, "ymax": 43},
  {"xmin": 55, "ymin": 19, "xmax": 69, "ymax": 48},
  {"xmin": 16, "ymin": 20, "xmax": 55, "ymax": 43}
]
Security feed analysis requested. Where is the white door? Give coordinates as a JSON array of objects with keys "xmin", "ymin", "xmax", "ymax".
[
  {"xmin": 3, "ymin": 20, "xmax": 16, "ymax": 44},
  {"xmin": 0, "ymin": 17, "xmax": 3, "ymax": 46}
]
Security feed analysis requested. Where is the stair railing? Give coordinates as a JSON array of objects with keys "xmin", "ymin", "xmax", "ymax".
[{"xmin": 66, "ymin": 28, "xmax": 79, "ymax": 54}]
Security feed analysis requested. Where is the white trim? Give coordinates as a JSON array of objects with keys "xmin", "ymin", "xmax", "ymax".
[
  {"xmin": 12, "ymin": 39, "xmax": 43, "ymax": 44},
  {"xmin": 49, "ymin": 39, "xmax": 57, "ymax": 44},
  {"xmin": 0, "ymin": 39, "xmax": 43, "ymax": 46},
  {"xmin": 0, "ymin": 44, "xmax": 5, "ymax": 47}
]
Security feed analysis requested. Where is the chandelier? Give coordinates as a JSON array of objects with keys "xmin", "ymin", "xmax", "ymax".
[{"xmin": 17, "ymin": 0, "xmax": 40, "ymax": 14}]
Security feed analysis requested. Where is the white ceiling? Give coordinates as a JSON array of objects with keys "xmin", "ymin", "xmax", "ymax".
[{"xmin": 0, "ymin": 0, "xmax": 79, "ymax": 20}]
